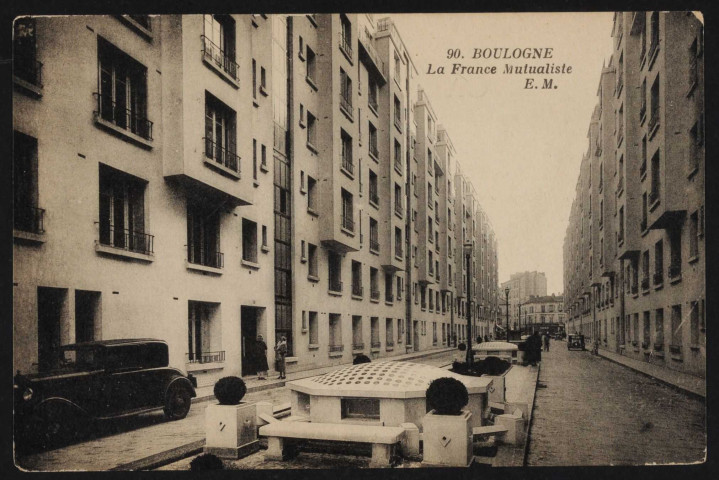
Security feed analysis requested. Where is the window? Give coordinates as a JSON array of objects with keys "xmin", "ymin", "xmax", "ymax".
[
  {"xmin": 252, "ymin": 139, "xmax": 258, "ymax": 180},
  {"xmin": 690, "ymin": 301, "xmax": 700, "ymax": 345},
  {"xmin": 649, "ymin": 11, "xmax": 659, "ymax": 60},
  {"xmin": 242, "ymin": 218, "xmax": 258, "ymax": 263},
  {"xmin": 187, "ymin": 200, "xmax": 222, "ymax": 268},
  {"xmin": 394, "ymin": 183, "xmax": 403, "ymax": 217},
  {"xmin": 341, "ymin": 188, "xmax": 354, "ymax": 232},
  {"xmin": 306, "ymin": 46, "xmax": 316, "ymax": 85},
  {"xmin": 394, "ymin": 139, "xmax": 402, "ymax": 172},
  {"xmin": 339, "ymin": 69, "xmax": 353, "ymax": 118},
  {"xmin": 339, "ymin": 15, "xmax": 352, "ymax": 60},
  {"xmin": 341, "ymin": 129, "xmax": 354, "ymax": 176},
  {"xmin": 352, "ymin": 316, "xmax": 363, "ymax": 349},
  {"xmin": 654, "ymin": 308, "xmax": 664, "ymax": 348},
  {"xmin": 370, "ymin": 267, "xmax": 380, "ymax": 300},
  {"xmin": 650, "ymin": 149, "xmax": 660, "ymax": 205},
  {"xmin": 654, "ymin": 240, "xmax": 663, "ymax": 286},
  {"xmin": 13, "ymin": 131, "xmax": 42, "ymax": 234},
  {"xmin": 394, "ymin": 51, "xmax": 401, "ymax": 79},
  {"xmin": 308, "ymin": 243, "xmax": 318, "ymax": 278},
  {"xmin": 397, "ymin": 276, "xmax": 403, "ymax": 301},
  {"xmin": 640, "ymin": 79, "xmax": 647, "ymax": 122},
  {"xmin": 298, "ymin": 36, "xmax": 304, "ymax": 60},
  {"xmin": 97, "ymin": 38, "xmax": 151, "ymax": 140},
  {"xmin": 306, "ymin": 111, "xmax": 317, "ymax": 149},
  {"xmin": 618, "ymin": 206, "xmax": 624, "ymax": 244},
  {"xmin": 187, "ymin": 301, "xmax": 222, "ymax": 363},
  {"xmin": 252, "ymin": 59, "xmax": 257, "ymax": 99},
  {"xmin": 671, "ymin": 305, "xmax": 682, "ymax": 351},
  {"xmin": 371, "ymin": 317, "xmax": 380, "ymax": 347},
  {"xmin": 205, "ymin": 92, "xmax": 239, "ymax": 174},
  {"xmin": 261, "ymin": 144, "xmax": 267, "ymax": 171},
  {"xmin": 299, "ymin": 104, "xmax": 306, "ymax": 127},
  {"xmin": 306, "ymin": 176, "xmax": 317, "ymax": 212},
  {"xmin": 649, "ymin": 76, "xmax": 660, "ymax": 135},
  {"xmin": 99, "ymin": 164, "xmax": 151, "ymax": 254},
  {"xmin": 386, "ymin": 318, "xmax": 394, "ymax": 346},
  {"xmin": 669, "ymin": 230, "xmax": 681, "ymax": 279},
  {"xmin": 689, "ymin": 120, "xmax": 702, "ymax": 175},
  {"xmin": 260, "ymin": 66, "xmax": 267, "ymax": 95},
  {"xmin": 329, "ymin": 313, "xmax": 342, "ymax": 350},
  {"xmin": 352, "ymin": 260, "xmax": 363, "ymax": 297},
  {"xmin": 641, "ymin": 193, "xmax": 648, "ymax": 232},
  {"xmin": 328, "ymin": 251, "xmax": 342, "ymax": 292},
  {"xmin": 341, "ymin": 398, "xmax": 379, "ymax": 420},
  {"xmin": 368, "ymin": 122, "xmax": 378, "ymax": 159},
  {"xmin": 261, "ymin": 225, "xmax": 268, "ymax": 250},
  {"xmin": 14, "ymin": 17, "xmax": 41, "ymax": 88},
  {"xmin": 309, "ymin": 311, "xmax": 318, "ymax": 344},
  {"xmin": 690, "ymin": 210, "xmax": 699, "ymax": 259},
  {"xmin": 202, "ymin": 15, "xmax": 237, "ymax": 80},
  {"xmin": 368, "ymin": 77, "xmax": 378, "ymax": 113},
  {"xmin": 385, "ymin": 272, "xmax": 394, "ymax": 302},
  {"xmin": 641, "ymin": 250, "xmax": 650, "ymax": 290},
  {"xmin": 394, "ymin": 95, "xmax": 402, "ymax": 131},
  {"xmin": 642, "ymin": 311, "xmax": 651, "ymax": 347},
  {"xmin": 369, "ymin": 170, "xmax": 379, "ymax": 206},
  {"xmin": 395, "ymin": 227, "xmax": 403, "ymax": 258},
  {"xmin": 369, "ymin": 217, "xmax": 379, "ymax": 252}
]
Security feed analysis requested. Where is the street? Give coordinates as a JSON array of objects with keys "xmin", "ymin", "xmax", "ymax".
[{"xmin": 526, "ymin": 341, "xmax": 706, "ymax": 466}]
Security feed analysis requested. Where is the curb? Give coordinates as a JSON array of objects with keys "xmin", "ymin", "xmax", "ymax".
[
  {"xmin": 596, "ymin": 350, "xmax": 705, "ymax": 400},
  {"xmin": 521, "ymin": 365, "xmax": 541, "ymax": 467}
]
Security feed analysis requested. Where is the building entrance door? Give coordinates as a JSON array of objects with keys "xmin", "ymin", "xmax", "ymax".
[
  {"xmin": 241, "ymin": 306, "xmax": 259, "ymax": 376},
  {"xmin": 37, "ymin": 287, "xmax": 67, "ymax": 373},
  {"xmin": 413, "ymin": 321, "xmax": 420, "ymax": 351}
]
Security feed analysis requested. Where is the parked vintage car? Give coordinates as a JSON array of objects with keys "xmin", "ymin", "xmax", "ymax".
[
  {"xmin": 14, "ymin": 339, "xmax": 197, "ymax": 448},
  {"xmin": 567, "ymin": 334, "xmax": 585, "ymax": 351}
]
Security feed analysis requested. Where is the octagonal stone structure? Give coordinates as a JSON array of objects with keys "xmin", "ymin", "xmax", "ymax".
[{"xmin": 287, "ymin": 361, "xmax": 493, "ymax": 431}]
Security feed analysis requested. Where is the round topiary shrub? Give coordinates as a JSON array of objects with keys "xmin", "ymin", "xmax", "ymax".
[
  {"xmin": 458, "ymin": 342, "xmax": 467, "ymax": 351},
  {"xmin": 353, "ymin": 354, "xmax": 371, "ymax": 365},
  {"xmin": 213, "ymin": 376, "xmax": 247, "ymax": 405},
  {"xmin": 190, "ymin": 453, "xmax": 224, "ymax": 471},
  {"xmin": 426, "ymin": 377, "xmax": 469, "ymax": 415}
]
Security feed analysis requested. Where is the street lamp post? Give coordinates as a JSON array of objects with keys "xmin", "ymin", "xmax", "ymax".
[
  {"xmin": 504, "ymin": 287, "xmax": 510, "ymax": 341},
  {"xmin": 464, "ymin": 243, "xmax": 474, "ymax": 368}
]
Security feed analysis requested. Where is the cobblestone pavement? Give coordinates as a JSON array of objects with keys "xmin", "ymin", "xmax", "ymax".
[
  {"xmin": 526, "ymin": 341, "xmax": 706, "ymax": 466},
  {"xmin": 16, "ymin": 351, "xmax": 454, "ymax": 471}
]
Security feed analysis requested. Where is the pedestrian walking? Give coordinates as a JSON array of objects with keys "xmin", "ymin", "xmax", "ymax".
[
  {"xmin": 542, "ymin": 333, "xmax": 550, "ymax": 352},
  {"xmin": 254, "ymin": 334, "xmax": 269, "ymax": 380},
  {"xmin": 484, "ymin": 335, "xmax": 489, "ymax": 343},
  {"xmin": 274, "ymin": 336, "xmax": 288, "ymax": 379},
  {"xmin": 525, "ymin": 331, "xmax": 542, "ymax": 366}
]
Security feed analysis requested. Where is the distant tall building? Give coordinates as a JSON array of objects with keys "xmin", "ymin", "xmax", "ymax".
[{"xmin": 500, "ymin": 271, "xmax": 547, "ymax": 329}]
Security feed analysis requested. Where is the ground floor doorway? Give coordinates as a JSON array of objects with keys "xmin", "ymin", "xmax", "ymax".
[{"xmin": 241, "ymin": 306, "xmax": 265, "ymax": 376}]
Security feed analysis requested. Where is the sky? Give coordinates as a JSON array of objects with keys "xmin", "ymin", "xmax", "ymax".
[{"xmin": 387, "ymin": 12, "xmax": 616, "ymax": 294}]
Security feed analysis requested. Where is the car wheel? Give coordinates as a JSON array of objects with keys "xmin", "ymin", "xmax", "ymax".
[{"xmin": 164, "ymin": 385, "xmax": 191, "ymax": 420}]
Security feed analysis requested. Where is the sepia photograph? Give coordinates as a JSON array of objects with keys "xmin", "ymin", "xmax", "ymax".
[{"xmin": 10, "ymin": 8, "xmax": 706, "ymax": 471}]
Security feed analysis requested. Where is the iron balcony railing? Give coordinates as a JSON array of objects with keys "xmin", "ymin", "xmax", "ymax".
[
  {"xmin": 396, "ymin": 246, "xmax": 403, "ymax": 258},
  {"xmin": 100, "ymin": 225, "xmax": 154, "ymax": 255},
  {"xmin": 395, "ymin": 159, "xmax": 403, "ymax": 173},
  {"xmin": 369, "ymin": 143, "xmax": 379, "ymax": 159},
  {"xmin": 188, "ymin": 245, "xmax": 224, "ymax": 269},
  {"xmin": 187, "ymin": 350, "xmax": 225, "ymax": 364},
  {"xmin": 369, "ymin": 191, "xmax": 379, "ymax": 205},
  {"xmin": 342, "ymin": 153, "xmax": 354, "ymax": 175},
  {"xmin": 201, "ymin": 35, "xmax": 239, "ymax": 81},
  {"xmin": 386, "ymin": 293, "xmax": 394, "ymax": 303},
  {"xmin": 368, "ymin": 95, "xmax": 379, "ymax": 113},
  {"xmin": 339, "ymin": 33, "xmax": 353, "ymax": 61},
  {"xmin": 14, "ymin": 56, "xmax": 43, "ymax": 87},
  {"xmin": 370, "ymin": 288, "xmax": 380, "ymax": 300},
  {"xmin": 204, "ymin": 137, "xmax": 240, "ymax": 174},
  {"xmin": 370, "ymin": 238, "xmax": 379, "ymax": 252},
  {"xmin": 340, "ymin": 93, "xmax": 353, "ymax": 118},
  {"xmin": 329, "ymin": 280, "xmax": 343, "ymax": 293},
  {"xmin": 668, "ymin": 264, "xmax": 681, "ymax": 279},
  {"xmin": 669, "ymin": 344, "xmax": 681, "ymax": 355},
  {"xmin": 14, "ymin": 205, "xmax": 45, "ymax": 234},
  {"xmin": 352, "ymin": 284, "xmax": 363, "ymax": 297},
  {"xmin": 358, "ymin": 27, "xmax": 386, "ymax": 78},
  {"xmin": 653, "ymin": 271, "xmax": 663, "ymax": 286},
  {"xmin": 342, "ymin": 214, "xmax": 354, "ymax": 232},
  {"xmin": 394, "ymin": 201, "xmax": 403, "ymax": 217},
  {"xmin": 386, "ymin": 341, "xmax": 394, "ymax": 348},
  {"xmin": 352, "ymin": 342, "xmax": 364, "ymax": 350},
  {"xmin": 95, "ymin": 93, "xmax": 153, "ymax": 140},
  {"xmin": 329, "ymin": 344, "xmax": 344, "ymax": 353}
]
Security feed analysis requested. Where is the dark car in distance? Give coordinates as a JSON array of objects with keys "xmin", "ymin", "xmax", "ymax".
[
  {"xmin": 567, "ymin": 334, "xmax": 586, "ymax": 351},
  {"xmin": 14, "ymin": 339, "xmax": 197, "ymax": 449}
]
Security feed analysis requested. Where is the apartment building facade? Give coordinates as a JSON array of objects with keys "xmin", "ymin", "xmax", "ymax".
[
  {"xmin": 522, "ymin": 295, "xmax": 566, "ymax": 334},
  {"xmin": 563, "ymin": 12, "xmax": 704, "ymax": 378},
  {"xmin": 13, "ymin": 14, "xmax": 499, "ymax": 385}
]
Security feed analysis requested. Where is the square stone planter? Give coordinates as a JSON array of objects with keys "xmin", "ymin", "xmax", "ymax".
[
  {"xmin": 421, "ymin": 409, "xmax": 473, "ymax": 467},
  {"xmin": 204, "ymin": 402, "xmax": 259, "ymax": 459}
]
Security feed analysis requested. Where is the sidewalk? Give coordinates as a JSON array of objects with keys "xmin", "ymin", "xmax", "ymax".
[
  {"xmin": 596, "ymin": 347, "xmax": 705, "ymax": 399},
  {"xmin": 16, "ymin": 347, "xmax": 455, "ymax": 472}
]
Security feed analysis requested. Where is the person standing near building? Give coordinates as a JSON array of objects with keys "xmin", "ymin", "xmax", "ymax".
[
  {"xmin": 274, "ymin": 336, "xmax": 288, "ymax": 380},
  {"xmin": 542, "ymin": 333, "xmax": 550, "ymax": 352},
  {"xmin": 254, "ymin": 334, "xmax": 269, "ymax": 380}
]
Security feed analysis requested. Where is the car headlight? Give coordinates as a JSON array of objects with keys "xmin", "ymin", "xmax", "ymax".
[{"xmin": 22, "ymin": 388, "xmax": 33, "ymax": 401}]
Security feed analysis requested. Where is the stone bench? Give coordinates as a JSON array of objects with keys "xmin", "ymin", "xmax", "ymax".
[
  {"xmin": 259, "ymin": 421, "xmax": 406, "ymax": 467},
  {"xmin": 472, "ymin": 424, "xmax": 509, "ymax": 439}
]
